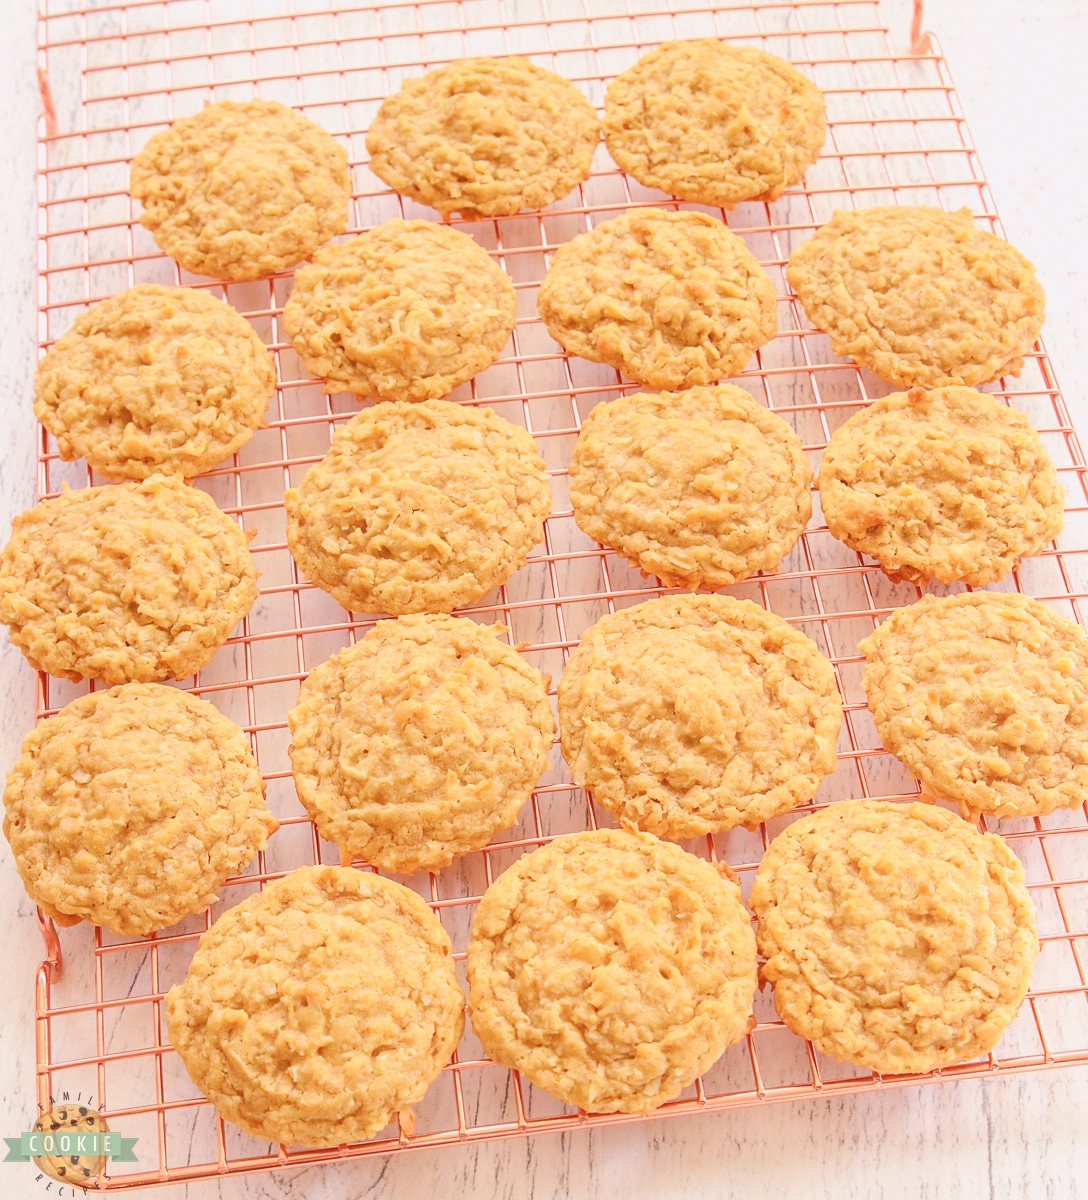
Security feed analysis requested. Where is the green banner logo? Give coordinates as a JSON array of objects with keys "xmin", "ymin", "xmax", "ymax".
[{"xmin": 4, "ymin": 1131, "xmax": 138, "ymax": 1162}]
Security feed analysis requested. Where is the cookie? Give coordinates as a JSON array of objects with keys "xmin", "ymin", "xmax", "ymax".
[
  {"xmin": 34, "ymin": 284, "xmax": 275, "ymax": 481},
  {"xmin": 3, "ymin": 683, "xmax": 277, "ymax": 936},
  {"xmin": 786, "ymin": 206, "xmax": 1045, "ymax": 388},
  {"xmin": 569, "ymin": 384, "xmax": 812, "ymax": 587},
  {"xmin": 466, "ymin": 828, "xmax": 757, "ymax": 1113},
  {"xmin": 538, "ymin": 208, "xmax": 776, "ymax": 390},
  {"xmin": 750, "ymin": 799, "xmax": 1038, "ymax": 1074},
  {"xmin": 283, "ymin": 220, "xmax": 515, "ymax": 401},
  {"xmin": 860, "ymin": 591, "xmax": 1088, "ymax": 819},
  {"xmin": 130, "ymin": 99, "xmax": 350, "ymax": 280},
  {"xmin": 819, "ymin": 386, "xmax": 1063, "ymax": 585},
  {"xmin": 365, "ymin": 57, "xmax": 600, "ymax": 219},
  {"xmin": 166, "ymin": 865, "xmax": 464, "ymax": 1147},
  {"xmin": 285, "ymin": 399, "xmax": 551, "ymax": 615},
  {"xmin": 31, "ymin": 1104, "xmax": 110, "ymax": 1186},
  {"xmin": 289, "ymin": 614, "xmax": 554, "ymax": 874},
  {"xmin": 557, "ymin": 594, "xmax": 842, "ymax": 839},
  {"xmin": 603, "ymin": 40, "xmax": 826, "ymax": 208},
  {"xmin": 0, "ymin": 475, "xmax": 258, "ymax": 684}
]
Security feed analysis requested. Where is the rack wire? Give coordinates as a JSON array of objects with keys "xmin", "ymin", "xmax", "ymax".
[{"xmin": 30, "ymin": 0, "xmax": 1088, "ymax": 1189}]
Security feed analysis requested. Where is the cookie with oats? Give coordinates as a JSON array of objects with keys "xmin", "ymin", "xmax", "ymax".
[
  {"xmin": 285, "ymin": 399, "xmax": 551, "ymax": 616},
  {"xmin": 288, "ymin": 614, "xmax": 554, "ymax": 875},
  {"xmin": 365, "ymin": 56, "xmax": 600, "ymax": 219},
  {"xmin": 569, "ymin": 384, "xmax": 812, "ymax": 587},
  {"xmin": 34, "ymin": 284, "xmax": 275, "ymax": 481},
  {"xmin": 557, "ymin": 594, "xmax": 842, "ymax": 839},
  {"xmin": 538, "ymin": 208, "xmax": 777, "ymax": 390},
  {"xmin": 283, "ymin": 220, "xmax": 515, "ymax": 401},
  {"xmin": 467, "ymin": 828, "xmax": 757, "ymax": 1113},
  {"xmin": 167, "ymin": 865, "xmax": 464, "ymax": 1147},
  {"xmin": 3, "ymin": 683, "xmax": 277, "ymax": 936},
  {"xmin": 130, "ymin": 98, "xmax": 350, "ymax": 281},
  {"xmin": 603, "ymin": 40, "xmax": 826, "ymax": 208},
  {"xmin": 786, "ymin": 206, "xmax": 1045, "ymax": 388},
  {"xmin": 860, "ymin": 591, "xmax": 1088, "ymax": 819},
  {"xmin": 819, "ymin": 386, "xmax": 1063, "ymax": 585},
  {"xmin": 750, "ymin": 799, "xmax": 1038, "ymax": 1074},
  {"xmin": 0, "ymin": 475, "xmax": 257, "ymax": 684}
]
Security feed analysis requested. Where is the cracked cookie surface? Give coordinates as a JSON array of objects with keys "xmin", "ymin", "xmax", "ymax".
[
  {"xmin": 603, "ymin": 40, "xmax": 826, "ymax": 207},
  {"xmin": 285, "ymin": 399, "xmax": 551, "ymax": 615},
  {"xmin": 860, "ymin": 591, "xmax": 1088, "ymax": 819},
  {"xmin": 570, "ymin": 384, "xmax": 811, "ymax": 587},
  {"xmin": 557, "ymin": 594, "xmax": 842, "ymax": 839},
  {"xmin": 4, "ymin": 683, "xmax": 277, "ymax": 935},
  {"xmin": 750, "ymin": 799, "xmax": 1038, "ymax": 1073},
  {"xmin": 365, "ymin": 57, "xmax": 600, "ymax": 219},
  {"xmin": 786, "ymin": 206, "xmax": 1045, "ymax": 388},
  {"xmin": 167, "ymin": 866, "xmax": 465, "ymax": 1147},
  {"xmin": 289, "ymin": 614, "xmax": 554, "ymax": 874},
  {"xmin": 0, "ymin": 476, "xmax": 258, "ymax": 683},
  {"xmin": 819, "ymin": 386, "xmax": 1063, "ymax": 585},
  {"xmin": 538, "ymin": 208, "xmax": 776, "ymax": 390},
  {"xmin": 35, "ymin": 284, "xmax": 275, "ymax": 480},
  {"xmin": 467, "ymin": 828, "xmax": 757, "ymax": 1113},
  {"xmin": 130, "ymin": 98, "xmax": 350, "ymax": 280},
  {"xmin": 284, "ymin": 220, "xmax": 515, "ymax": 401}
]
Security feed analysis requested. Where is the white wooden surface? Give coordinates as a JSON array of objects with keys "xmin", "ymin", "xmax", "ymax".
[{"xmin": 1, "ymin": 2, "xmax": 1086, "ymax": 1196}]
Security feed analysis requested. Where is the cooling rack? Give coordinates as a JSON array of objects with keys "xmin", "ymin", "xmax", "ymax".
[{"xmin": 29, "ymin": 0, "xmax": 1088, "ymax": 1189}]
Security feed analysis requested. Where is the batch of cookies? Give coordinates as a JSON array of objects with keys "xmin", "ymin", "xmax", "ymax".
[{"xmin": 1, "ymin": 35, "xmax": 1078, "ymax": 1156}]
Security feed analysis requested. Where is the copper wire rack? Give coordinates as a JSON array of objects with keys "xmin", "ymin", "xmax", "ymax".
[{"xmin": 29, "ymin": 0, "xmax": 1088, "ymax": 1189}]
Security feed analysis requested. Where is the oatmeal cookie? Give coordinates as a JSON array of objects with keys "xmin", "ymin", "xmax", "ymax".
[
  {"xmin": 603, "ymin": 40, "xmax": 826, "ymax": 208},
  {"xmin": 569, "ymin": 384, "xmax": 812, "ymax": 587},
  {"xmin": 467, "ymin": 828, "xmax": 757, "ymax": 1113},
  {"xmin": 786, "ymin": 206, "xmax": 1045, "ymax": 388},
  {"xmin": 860, "ymin": 591, "xmax": 1088, "ymax": 819},
  {"xmin": 34, "ymin": 284, "xmax": 275, "ymax": 480},
  {"xmin": 365, "ymin": 57, "xmax": 600, "ymax": 219},
  {"xmin": 819, "ymin": 386, "xmax": 1063, "ymax": 585},
  {"xmin": 283, "ymin": 220, "xmax": 515, "ymax": 401},
  {"xmin": 285, "ymin": 400, "xmax": 551, "ymax": 615},
  {"xmin": 557, "ymin": 594, "xmax": 842, "ymax": 839},
  {"xmin": 289, "ymin": 614, "xmax": 554, "ymax": 874},
  {"xmin": 167, "ymin": 865, "xmax": 464, "ymax": 1147},
  {"xmin": 750, "ymin": 799, "xmax": 1038, "ymax": 1074},
  {"xmin": 538, "ymin": 208, "xmax": 776, "ymax": 390},
  {"xmin": 130, "ymin": 98, "xmax": 350, "ymax": 280},
  {"xmin": 3, "ymin": 683, "xmax": 277, "ymax": 936},
  {"xmin": 0, "ymin": 475, "xmax": 257, "ymax": 683}
]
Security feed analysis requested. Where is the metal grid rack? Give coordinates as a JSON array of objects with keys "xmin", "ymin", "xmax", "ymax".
[{"xmin": 30, "ymin": 0, "xmax": 1088, "ymax": 1189}]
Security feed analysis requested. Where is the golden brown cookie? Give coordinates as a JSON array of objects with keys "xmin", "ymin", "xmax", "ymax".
[
  {"xmin": 786, "ymin": 206, "xmax": 1045, "ymax": 388},
  {"xmin": 289, "ymin": 614, "xmax": 554, "ymax": 874},
  {"xmin": 538, "ymin": 208, "xmax": 776, "ymax": 390},
  {"xmin": 365, "ymin": 57, "xmax": 600, "ymax": 219},
  {"xmin": 466, "ymin": 828, "xmax": 757, "ymax": 1113},
  {"xmin": 283, "ymin": 220, "xmax": 515, "ymax": 401},
  {"xmin": 130, "ymin": 99, "xmax": 350, "ymax": 280},
  {"xmin": 860, "ymin": 591, "xmax": 1088, "ymax": 819},
  {"xmin": 31, "ymin": 1104, "xmax": 110, "ymax": 1186},
  {"xmin": 3, "ymin": 683, "xmax": 277, "ymax": 936},
  {"xmin": 819, "ymin": 386, "xmax": 1063, "ymax": 585},
  {"xmin": 0, "ymin": 476, "xmax": 258, "ymax": 684},
  {"xmin": 557, "ymin": 594, "xmax": 842, "ymax": 839},
  {"xmin": 34, "ymin": 284, "xmax": 275, "ymax": 480},
  {"xmin": 569, "ymin": 385, "xmax": 812, "ymax": 587},
  {"xmin": 750, "ymin": 799, "xmax": 1038, "ymax": 1074},
  {"xmin": 167, "ymin": 865, "xmax": 464, "ymax": 1147},
  {"xmin": 603, "ymin": 40, "xmax": 826, "ymax": 207},
  {"xmin": 285, "ymin": 399, "xmax": 551, "ymax": 615}
]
